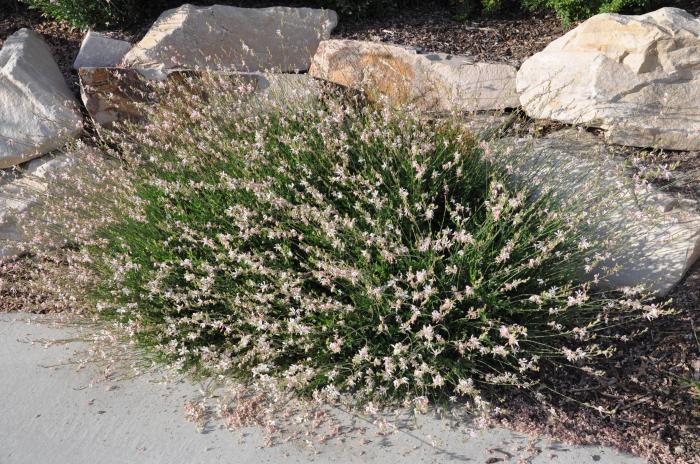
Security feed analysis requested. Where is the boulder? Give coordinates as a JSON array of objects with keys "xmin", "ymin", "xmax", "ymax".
[
  {"xmin": 255, "ymin": 73, "xmax": 324, "ymax": 108},
  {"xmin": 309, "ymin": 39, "xmax": 519, "ymax": 112},
  {"xmin": 517, "ymin": 7, "xmax": 700, "ymax": 151},
  {"xmin": 0, "ymin": 154, "xmax": 74, "ymax": 260},
  {"xmin": 0, "ymin": 29, "xmax": 82, "ymax": 169},
  {"xmin": 73, "ymin": 31, "xmax": 132, "ymax": 69},
  {"xmin": 78, "ymin": 67, "xmax": 147, "ymax": 127},
  {"xmin": 121, "ymin": 4, "xmax": 338, "ymax": 75},
  {"xmin": 79, "ymin": 67, "xmax": 323, "ymax": 128},
  {"xmin": 491, "ymin": 130, "xmax": 700, "ymax": 295}
]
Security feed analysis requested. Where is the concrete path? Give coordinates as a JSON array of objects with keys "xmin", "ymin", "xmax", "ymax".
[{"xmin": 0, "ymin": 313, "xmax": 646, "ymax": 464}]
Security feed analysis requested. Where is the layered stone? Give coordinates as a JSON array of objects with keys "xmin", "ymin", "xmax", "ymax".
[
  {"xmin": 517, "ymin": 7, "xmax": 700, "ymax": 150},
  {"xmin": 490, "ymin": 129, "xmax": 700, "ymax": 295},
  {"xmin": 122, "ymin": 4, "xmax": 338, "ymax": 75},
  {"xmin": 310, "ymin": 39, "xmax": 519, "ymax": 112},
  {"xmin": 79, "ymin": 67, "xmax": 322, "ymax": 128},
  {"xmin": 0, "ymin": 29, "xmax": 82, "ymax": 168},
  {"xmin": 0, "ymin": 154, "xmax": 74, "ymax": 260},
  {"xmin": 73, "ymin": 31, "xmax": 132, "ymax": 69}
]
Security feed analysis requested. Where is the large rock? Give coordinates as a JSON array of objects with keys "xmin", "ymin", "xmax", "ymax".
[
  {"xmin": 73, "ymin": 31, "xmax": 132, "ymax": 69},
  {"xmin": 78, "ymin": 67, "xmax": 147, "ymax": 127},
  {"xmin": 491, "ymin": 130, "xmax": 700, "ymax": 295},
  {"xmin": 0, "ymin": 154, "xmax": 74, "ymax": 260},
  {"xmin": 517, "ymin": 7, "xmax": 700, "ymax": 151},
  {"xmin": 79, "ymin": 67, "xmax": 323, "ymax": 128},
  {"xmin": 121, "ymin": 4, "xmax": 338, "ymax": 75},
  {"xmin": 310, "ymin": 40, "xmax": 519, "ymax": 112},
  {"xmin": 0, "ymin": 29, "xmax": 82, "ymax": 169}
]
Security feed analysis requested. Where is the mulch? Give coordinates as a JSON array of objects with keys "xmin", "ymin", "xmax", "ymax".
[
  {"xmin": 334, "ymin": 7, "xmax": 565, "ymax": 68},
  {"xmin": 495, "ymin": 260, "xmax": 700, "ymax": 464},
  {"xmin": 1, "ymin": 3, "xmax": 699, "ymax": 463}
]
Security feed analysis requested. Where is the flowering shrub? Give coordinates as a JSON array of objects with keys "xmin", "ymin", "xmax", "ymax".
[{"xmin": 30, "ymin": 75, "xmax": 666, "ymax": 411}]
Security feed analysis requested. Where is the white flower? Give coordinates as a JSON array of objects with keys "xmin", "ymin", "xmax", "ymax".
[
  {"xmin": 328, "ymin": 337, "xmax": 343, "ymax": 354},
  {"xmin": 392, "ymin": 342, "xmax": 407, "ymax": 356},
  {"xmin": 414, "ymin": 396, "xmax": 429, "ymax": 414},
  {"xmin": 491, "ymin": 345, "xmax": 509, "ymax": 357},
  {"xmin": 562, "ymin": 347, "xmax": 587, "ymax": 362},
  {"xmin": 393, "ymin": 377, "xmax": 408, "ymax": 389},
  {"xmin": 643, "ymin": 303, "xmax": 661, "ymax": 320},
  {"xmin": 456, "ymin": 378, "xmax": 476, "ymax": 396},
  {"xmin": 418, "ymin": 324, "xmax": 435, "ymax": 342}
]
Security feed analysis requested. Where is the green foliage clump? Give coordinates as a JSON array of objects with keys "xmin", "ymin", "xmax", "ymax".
[
  {"xmin": 451, "ymin": 0, "xmax": 652, "ymax": 23},
  {"xmin": 521, "ymin": 0, "xmax": 652, "ymax": 25},
  {"xmin": 45, "ymin": 76, "xmax": 662, "ymax": 409},
  {"xmin": 20, "ymin": 0, "xmax": 138, "ymax": 29}
]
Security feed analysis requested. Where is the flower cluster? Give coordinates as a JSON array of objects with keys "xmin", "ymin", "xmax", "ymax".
[{"xmin": 25, "ymin": 74, "xmax": 668, "ymax": 410}]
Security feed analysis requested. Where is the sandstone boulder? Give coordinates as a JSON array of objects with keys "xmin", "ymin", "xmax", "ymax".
[
  {"xmin": 491, "ymin": 130, "xmax": 700, "ymax": 295},
  {"xmin": 0, "ymin": 29, "xmax": 82, "ymax": 169},
  {"xmin": 79, "ymin": 67, "xmax": 323, "ymax": 128},
  {"xmin": 73, "ymin": 31, "xmax": 132, "ymax": 69},
  {"xmin": 79, "ymin": 67, "xmax": 182, "ymax": 128},
  {"xmin": 0, "ymin": 154, "xmax": 74, "ymax": 260},
  {"xmin": 310, "ymin": 40, "xmax": 519, "ymax": 112},
  {"xmin": 517, "ymin": 7, "xmax": 700, "ymax": 151},
  {"xmin": 122, "ymin": 4, "xmax": 338, "ymax": 75}
]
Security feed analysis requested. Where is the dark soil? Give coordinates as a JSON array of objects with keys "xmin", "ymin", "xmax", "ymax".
[
  {"xmin": 495, "ymin": 261, "xmax": 700, "ymax": 464},
  {"xmin": 335, "ymin": 7, "xmax": 565, "ymax": 68},
  {"xmin": 0, "ymin": 252, "xmax": 76, "ymax": 314}
]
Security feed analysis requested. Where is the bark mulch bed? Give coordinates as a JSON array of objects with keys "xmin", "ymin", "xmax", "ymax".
[
  {"xmin": 334, "ymin": 7, "xmax": 565, "ymax": 68},
  {"xmin": 495, "ymin": 261, "xmax": 700, "ymax": 464},
  {"xmin": 0, "ymin": 252, "xmax": 77, "ymax": 314}
]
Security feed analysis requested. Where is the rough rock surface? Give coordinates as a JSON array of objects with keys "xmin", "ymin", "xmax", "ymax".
[
  {"xmin": 72, "ymin": 31, "xmax": 131, "ymax": 70},
  {"xmin": 0, "ymin": 154, "xmax": 73, "ymax": 260},
  {"xmin": 310, "ymin": 39, "xmax": 519, "ymax": 112},
  {"xmin": 78, "ymin": 67, "xmax": 148, "ymax": 127},
  {"xmin": 491, "ymin": 129, "xmax": 700, "ymax": 295},
  {"xmin": 0, "ymin": 29, "xmax": 82, "ymax": 169},
  {"xmin": 517, "ymin": 7, "xmax": 700, "ymax": 151},
  {"xmin": 122, "ymin": 4, "xmax": 338, "ymax": 75},
  {"xmin": 79, "ymin": 67, "xmax": 323, "ymax": 128}
]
